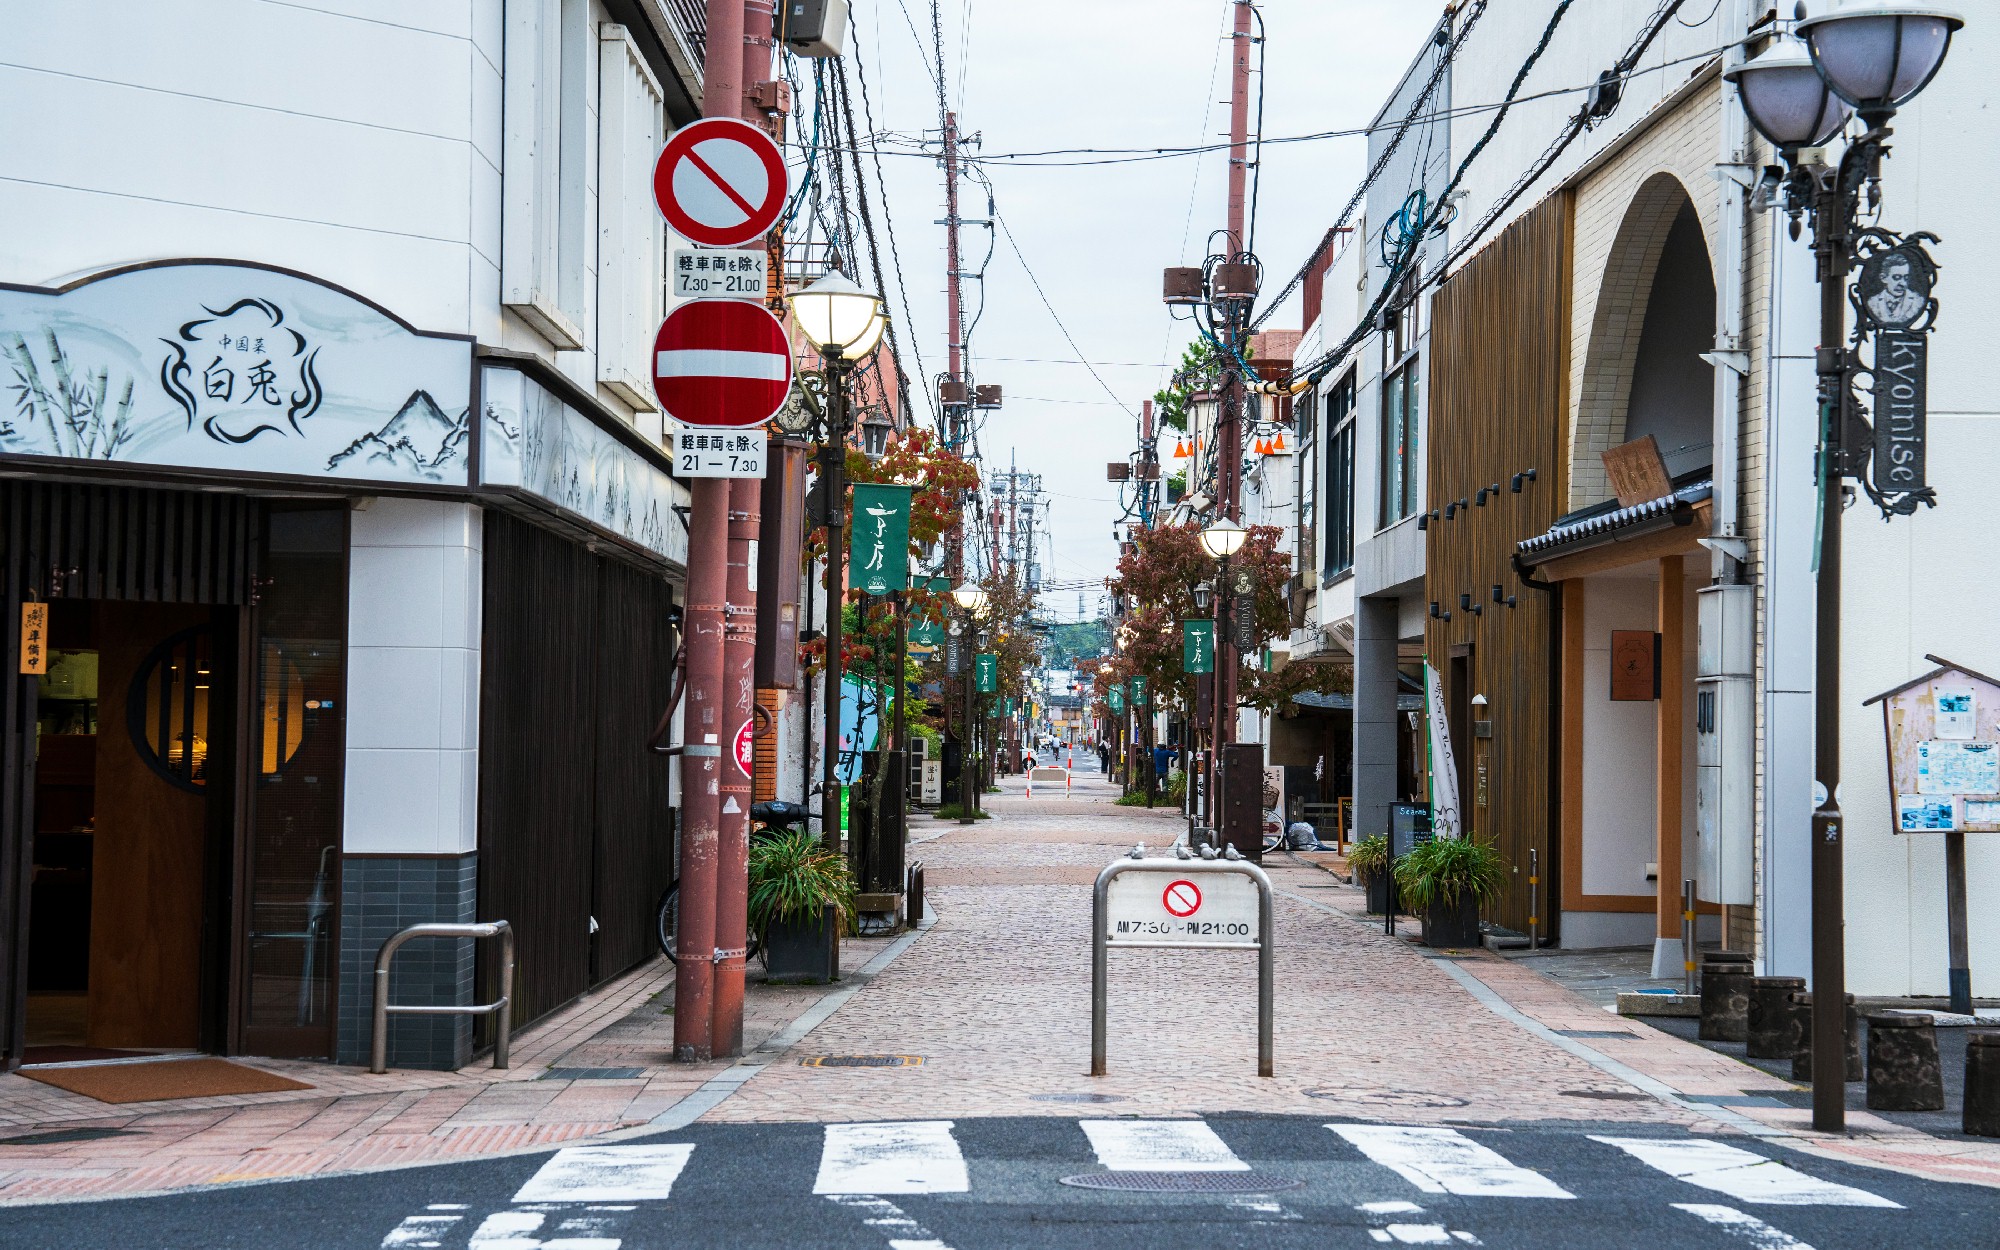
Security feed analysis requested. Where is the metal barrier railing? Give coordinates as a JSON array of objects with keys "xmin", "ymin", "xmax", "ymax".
[{"xmin": 370, "ymin": 920, "xmax": 514, "ymax": 1075}]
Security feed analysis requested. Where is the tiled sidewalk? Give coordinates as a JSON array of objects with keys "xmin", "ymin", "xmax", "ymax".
[{"xmin": 0, "ymin": 929, "xmax": 898, "ymax": 1204}]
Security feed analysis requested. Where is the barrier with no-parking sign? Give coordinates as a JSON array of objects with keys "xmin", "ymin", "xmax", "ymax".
[{"xmin": 1090, "ymin": 847, "xmax": 1274, "ymax": 1077}]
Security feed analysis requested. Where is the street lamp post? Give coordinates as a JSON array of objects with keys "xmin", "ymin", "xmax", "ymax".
[
  {"xmin": 1725, "ymin": 1, "xmax": 1961, "ymax": 1134},
  {"xmin": 952, "ymin": 581, "xmax": 988, "ymax": 824},
  {"xmin": 787, "ymin": 272, "xmax": 889, "ymax": 856},
  {"xmin": 1199, "ymin": 517, "xmax": 1249, "ymax": 835}
]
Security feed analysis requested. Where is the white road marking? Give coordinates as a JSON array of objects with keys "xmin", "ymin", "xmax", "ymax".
[
  {"xmin": 1331, "ymin": 1126, "xmax": 1574, "ymax": 1198},
  {"xmin": 814, "ymin": 1121, "xmax": 970, "ymax": 1195},
  {"xmin": 512, "ymin": 1144, "xmax": 696, "ymax": 1203},
  {"xmin": 825, "ymin": 1194, "xmax": 958, "ymax": 1250},
  {"xmin": 1674, "ymin": 1203, "xmax": 1819, "ymax": 1249},
  {"xmin": 468, "ymin": 1210, "xmax": 545, "ymax": 1250},
  {"xmin": 1592, "ymin": 1138, "xmax": 1900, "ymax": 1208},
  {"xmin": 380, "ymin": 1213, "xmax": 461, "ymax": 1248},
  {"xmin": 1080, "ymin": 1119, "xmax": 1250, "ymax": 1171}
]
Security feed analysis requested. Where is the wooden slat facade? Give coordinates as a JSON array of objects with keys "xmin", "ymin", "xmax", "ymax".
[
  {"xmin": 477, "ymin": 510, "xmax": 677, "ymax": 1033},
  {"xmin": 1423, "ymin": 195, "xmax": 1572, "ymax": 936}
]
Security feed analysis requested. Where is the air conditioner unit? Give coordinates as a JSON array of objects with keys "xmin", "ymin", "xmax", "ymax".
[{"xmin": 776, "ymin": 0, "xmax": 848, "ymax": 57}]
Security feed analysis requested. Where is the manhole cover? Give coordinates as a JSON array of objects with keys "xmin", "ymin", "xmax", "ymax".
[
  {"xmin": 1060, "ymin": 1171, "xmax": 1301, "ymax": 1193},
  {"xmin": 1560, "ymin": 1089, "xmax": 1650, "ymax": 1101},
  {"xmin": 0, "ymin": 1127, "xmax": 138, "ymax": 1146},
  {"xmin": 1031, "ymin": 1093, "xmax": 1128, "ymax": 1104},
  {"xmin": 540, "ymin": 1067, "xmax": 646, "ymax": 1080},
  {"xmin": 1302, "ymin": 1088, "xmax": 1467, "ymax": 1108},
  {"xmin": 800, "ymin": 1054, "xmax": 924, "ymax": 1068}
]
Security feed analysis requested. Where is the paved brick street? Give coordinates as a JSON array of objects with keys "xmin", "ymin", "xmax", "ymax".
[{"xmin": 3, "ymin": 771, "xmax": 1999, "ymax": 1210}]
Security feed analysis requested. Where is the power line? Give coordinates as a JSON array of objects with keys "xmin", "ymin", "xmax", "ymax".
[{"xmin": 992, "ymin": 210, "xmax": 1135, "ymax": 420}]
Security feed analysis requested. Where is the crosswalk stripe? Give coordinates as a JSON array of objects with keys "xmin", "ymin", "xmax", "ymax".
[
  {"xmin": 1591, "ymin": 1137, "xmax": 1900, "ymax": 1208},
  {"xmin": 1673, "ymin": 1203, "xmax": 1819, "ymax": 1248},
  {"xmin": 379, "ymin": 1213, "xmax": 462, "ymax": 1248},
  {"xmin": 1331, "ymin": 1126, "xmax": 1574, "ymax": 1199},
  {"xmin": 511, "ymin": 1144, "xmax": 696, "ymax": 1204},
  {"xmin": 1080, "ymin": 1119, "xmax": 1250, "ymax": 1172},
  {"xmin": 815, "ymin": 1122, "xmax": 970, "ymax": 1195}
]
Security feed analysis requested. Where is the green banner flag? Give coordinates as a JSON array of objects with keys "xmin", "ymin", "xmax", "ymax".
[
  {"xmin": 1108, "ymin": 684, "xmax": 1125, "ymax": 714},
  {"xmin": 1183, "ymin": 619, "xmax": 1215, "ymax": 674},
  {"xmin": 975, "ymin": 652, "xmax": 998, "ymax": 693},
  {"xmin": 850, "ymin": 483, "xmax": 913, "ymax": 595}
]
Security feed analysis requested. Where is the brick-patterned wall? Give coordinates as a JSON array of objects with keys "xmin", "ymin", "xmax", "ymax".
[{"xmin": 1567, "ymin": 80, "xmax": 1724, "ymax": 511}]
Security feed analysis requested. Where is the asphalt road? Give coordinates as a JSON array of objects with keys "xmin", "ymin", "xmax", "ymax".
[{"xmin": 7, "ymin": 1114, "xmax": 1995, "ymax": 1249}]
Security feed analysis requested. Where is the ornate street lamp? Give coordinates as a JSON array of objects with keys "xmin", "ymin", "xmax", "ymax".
[
  {"xmin": 1798, "ymin": 2, "xmax": 1961, "ymax": 122},
  {"xmin": 1198, "ymin": 516, "xmax": 1249, "ymax": 560},
  {"xmin": 786, "ymin": 271, "xmax": 890, "ymax": 854},
  {"xmin": 1724, "ymin": 1, "xmax": 1962, "ymax": 1133}
]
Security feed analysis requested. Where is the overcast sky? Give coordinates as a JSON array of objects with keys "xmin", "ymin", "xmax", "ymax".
[{"xmin": 847, "ymin": 0, "xmax": 1444, "ymax": 620}]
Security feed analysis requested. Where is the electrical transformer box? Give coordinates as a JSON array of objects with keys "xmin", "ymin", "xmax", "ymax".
[{"xmin": 776, "ymin": 0, "xmax": 848, "ymax": 57}]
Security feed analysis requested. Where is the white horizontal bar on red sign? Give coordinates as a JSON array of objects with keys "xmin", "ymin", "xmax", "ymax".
[{"xmin": 655, "ymin": 350, "xmax": 790, "ymax": 380}]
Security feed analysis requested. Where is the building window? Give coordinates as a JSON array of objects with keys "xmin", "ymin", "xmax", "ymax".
[
  {"xmin": 1325, "ymin": 370, "xmax": 1356, "ymax": 577},
  {"xmin": 503, "ymin": 0, "xmax": 591, "ymax": 349},
  {"xmin": 1378, "ymin": 285, "xmax": 1421, "ymax": 527},
  {"xmin": 596, "ymin": 23, "xmax": 667, "ymax": 411}
]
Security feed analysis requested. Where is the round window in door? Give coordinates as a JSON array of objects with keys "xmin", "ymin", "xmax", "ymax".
[
  {"xmin": 127, "ymin": 625, "xmax": 216, "ymax": 792},
  {"xmin": 129, "ymin": 629, "xmax": 310, "ymax": 790}
]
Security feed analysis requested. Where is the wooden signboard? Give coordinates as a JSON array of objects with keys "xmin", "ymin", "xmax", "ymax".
[
  {"xmin": 19, "ymin": 602, "xmax": 47, "ymax": 675},
  {"xmin": 1601, "ymin": 435, "xmax": 1674, "ymax": 508},
  {"xmin": 1609, "ymin": 630, "xmax": 1659, "ymax": 701}
]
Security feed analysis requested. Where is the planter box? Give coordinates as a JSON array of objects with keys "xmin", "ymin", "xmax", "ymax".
[
  {"xmin": 763, "ymin": 904, "xmax": 841, "ymax": 984},
  {"xmin": 1421, "ymin": 893, "xmax": 1481, "ymax": 948},
  {"xmin": 1361, "ymin": 869, "xmax": 1391, "ymax": 915}
]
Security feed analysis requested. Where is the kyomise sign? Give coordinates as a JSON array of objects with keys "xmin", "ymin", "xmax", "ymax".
[
  {"xmin": 1853, "ymin": 231, "xmax": 1941, "ymax": 517},
  {"xmin": 849, "ymin": 482, "xmax": 912, "ymax": 595}
]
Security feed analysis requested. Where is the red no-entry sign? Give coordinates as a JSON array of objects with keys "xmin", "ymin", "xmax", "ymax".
[
  {"xmin": 653, "ymin": 117, "xmax": 788, "ymax": 248},
  {"xmin": 652, "ymin": 299, "xmax": 794, "ymax": 429}
]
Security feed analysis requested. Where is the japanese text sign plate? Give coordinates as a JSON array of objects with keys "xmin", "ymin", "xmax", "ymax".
[
  {"xmin": 674, "ymin": 428, "xmax": 767, "ymax": 477},
  {"xmin": 653, "ymin": 117, "xmax": 788, "ymax": 249},
  {"xmin": 1104, "ymin": 868, "xmax": 1260, "ymax": 948},
  {"xmin": 652, "ymin": 298, "xmax": 793, "ymax": 429},
  {"xmin": 673, "ymin": 248, "xmax": 768, "ymax": 301}
]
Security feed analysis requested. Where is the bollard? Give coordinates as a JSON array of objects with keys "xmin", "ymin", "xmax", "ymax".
[
  {"xmin": 1964, "ymin": 1030, "xmax": 2000, "ymax": 1137},
  {"xmin": 1698, "ymin": 952, "xmax": 1754, "ymax": 1043},
  {"xmin": 1866, "ymin": 1011, "xmax": 1944, "ymax": 1112},
  {"xmin": 1790, "ymin": 992, "xmax": 1863, "ymax": 1084},
  {"xmin": 1745, "ymin": 976, "xmax": 1808, "ymax": 1060}
]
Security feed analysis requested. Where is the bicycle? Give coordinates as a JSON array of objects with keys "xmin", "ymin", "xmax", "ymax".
[{"xmin": 654, "ymin": 799, "xmax": 811, "ymax": 963}]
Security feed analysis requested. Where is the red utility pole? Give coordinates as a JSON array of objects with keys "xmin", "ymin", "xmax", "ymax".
[
  {"xmin": 706, "ymin": 0, "xmax": 780, "ymax": 1061},
  {"xmin": 672, "ymin": 0, "xmax": 747, "ymax": 1064}
]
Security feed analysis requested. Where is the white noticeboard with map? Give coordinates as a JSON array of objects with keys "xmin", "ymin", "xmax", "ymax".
[{"xmin": 1868, "ymin": 657, "xmax": 2000, "ymax": 834}]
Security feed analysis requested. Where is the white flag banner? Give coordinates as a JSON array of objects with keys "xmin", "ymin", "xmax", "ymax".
[{"xmin": 1425, "ymin": 663, "xmax": 1462, "ymax": 839}]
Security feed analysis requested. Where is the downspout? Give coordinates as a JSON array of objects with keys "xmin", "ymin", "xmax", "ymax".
[{"xmin": 1705, "ymin": 0, "xmax": 1755, "ymax": 583}]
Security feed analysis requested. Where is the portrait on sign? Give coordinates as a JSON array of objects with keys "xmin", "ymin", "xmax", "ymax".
[{"xmin": 1856, "ymin": 243, "xmax": 1937, "ymax": 332}]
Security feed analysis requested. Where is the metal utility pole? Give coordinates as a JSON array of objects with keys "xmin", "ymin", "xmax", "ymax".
[{"xmin": 673, "ymin": 0, "xmax": 750, "ymax": 1065}]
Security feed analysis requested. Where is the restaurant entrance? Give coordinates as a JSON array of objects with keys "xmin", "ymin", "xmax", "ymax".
[{"xmin": 1, "ymin": 484, "xmax": 349, "ymax": 1066}]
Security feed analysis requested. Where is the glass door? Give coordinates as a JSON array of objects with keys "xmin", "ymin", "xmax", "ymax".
[{"xmin": 238, "ymin": 505, "xmax": 347, "ymax": 1059}]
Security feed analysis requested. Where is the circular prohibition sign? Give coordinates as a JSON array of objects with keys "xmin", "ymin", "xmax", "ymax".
[{"xmin": 1162, "ymin": 879, "xmax": 1202, "ymax": 918}]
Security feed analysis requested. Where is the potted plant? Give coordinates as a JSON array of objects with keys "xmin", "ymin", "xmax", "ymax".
[
  {"xmin": 1349, "ymin": 834, "xmax": 1391, "ymax": 914},
  {"xmin": 1392, "ymin": 835, "xmax": 1505, "ymax": 948},
  {"xmin": 749, "ymin": 829, "xmax": 857, "ymax": 984}
]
